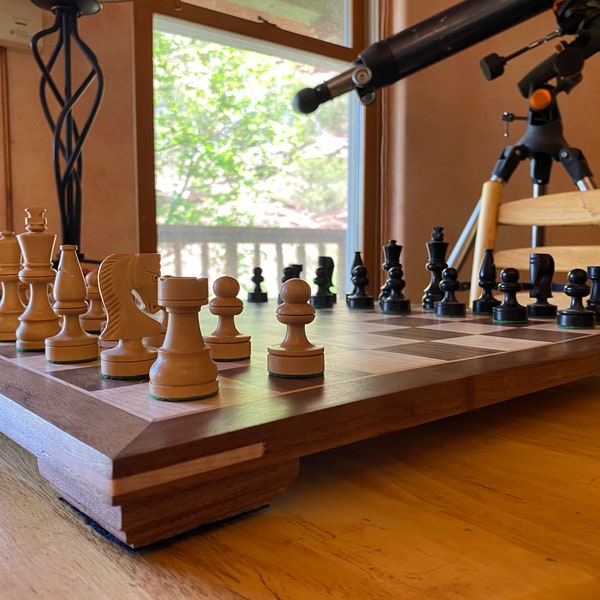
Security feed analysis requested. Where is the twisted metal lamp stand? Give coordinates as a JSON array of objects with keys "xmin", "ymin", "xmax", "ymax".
[{"xmin": 30, "ymin": 0, "xmax": 105, "ymax": 260}]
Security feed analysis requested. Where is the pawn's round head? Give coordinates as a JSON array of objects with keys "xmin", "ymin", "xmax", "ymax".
[
  {"xmin": 280, "ymin": 278, "xmax": 310, "ymax": 304},
  {"xmin": 213, "ymin": 276, "xmax": 240, "ymax": 298}
]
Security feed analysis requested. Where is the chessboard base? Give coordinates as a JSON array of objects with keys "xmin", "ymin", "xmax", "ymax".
[{"xmin": 39, "ymin": 454, "xmax": 300, "ymax": 548}]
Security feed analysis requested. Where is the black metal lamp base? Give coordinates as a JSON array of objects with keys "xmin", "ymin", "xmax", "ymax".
[{"xmin": 31, "ymin": 0, "xmax": 101, "ymax": 16}]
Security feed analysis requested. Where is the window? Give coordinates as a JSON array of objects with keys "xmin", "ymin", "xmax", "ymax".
[{"xmin": 135, "ymin": 1, "xmax": 374, "ymax": 296}]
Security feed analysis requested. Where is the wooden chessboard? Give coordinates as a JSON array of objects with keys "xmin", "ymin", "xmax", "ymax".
[{"xmin": 1, "ymin": 303, "xmax": 600, "ymax": 547}]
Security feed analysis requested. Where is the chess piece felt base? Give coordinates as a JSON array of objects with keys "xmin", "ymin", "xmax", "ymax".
[
  {"xmin": 434, "ymin": 300, "xmax": 466, "ymax": 318},
  {"xmin": 422, "ymin": 298, "xmax": 442, "ymax": 312},
  {"xmin": 527, "ymin": 301, "xmax": 557, "ymax": 319},
  {"xmin": 46, "ymin": 335, "xmax": 99, "ymax": 364},
  {"xmin": 205, "ymin": 336, "xmax": 251, "ymax": 361},
  {"xmin": 267, "ymin": 350, "xmax": 324, "ymax": 379},
  {"xmin": 557, "ymin": 309, "xmax": 596, "ymax": 329},
  {"xmin": 346, "ymin": 295, "xmax": 374, "ymax": 309},
  {"xmin": 310, "ymin": 295, "xmax": 335, "ymax": 309},
  {"xmin": 148, "ymin": 362, "xmax": 219, "ymax": 401},
  {"xmin": 379, "ymin": 298, "xmax": 411, "ymax": 314},
  {"xmin": 492, "ymin": 304, "xmax": 528, "ymax": 325},
  {"xmin": 101, "ymin": 340, "xmax": 157, "ymax": 379},
  {"xmin": 472, "ymin": 297, "xmax": 500, "ymax": 315},
  {"xmin": 247, "ymin": 291, "xmax": 268, "ymax": 303}
]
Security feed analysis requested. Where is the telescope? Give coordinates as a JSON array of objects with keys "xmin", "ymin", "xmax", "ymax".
[{"xmin": 294, "ymin": 0, "xmax": 600, "ymax": 114}]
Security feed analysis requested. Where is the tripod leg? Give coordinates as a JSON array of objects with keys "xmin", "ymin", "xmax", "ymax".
[{"xmin": 469, "ymin": 180, "xmax": 503, "ymax": 306}]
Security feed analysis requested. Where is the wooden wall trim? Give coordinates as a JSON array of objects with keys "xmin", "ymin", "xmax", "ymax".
[{"xmin": 0, "ymin": 47, "xmax": 13, "ymax": 231}]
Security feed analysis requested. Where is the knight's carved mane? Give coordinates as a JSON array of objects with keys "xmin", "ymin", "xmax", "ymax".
[{"xmin": 98, "ymin": 253, "xmax": 161, "ymax": 341}]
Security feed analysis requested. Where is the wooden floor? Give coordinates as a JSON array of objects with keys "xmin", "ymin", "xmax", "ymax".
[{"xmin": 3, "ymin": 376, "xmax": 600, "ymax": 599}]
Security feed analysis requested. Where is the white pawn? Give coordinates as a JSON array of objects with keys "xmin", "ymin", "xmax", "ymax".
[
  {"xmin": 149, "ymin": 276, "xmax": 218, "ymax": 402},
  {"xmin": 80, "ymin": 270, "xmax": 106, "ymax": 334},
  {"xmin": 45, "ymin": 245, "xmax": 99, "ymax": 364},
  {"xmin": 205, "ymin": 276, "xmax": 251, "ymax": 361},
  {"xmin": 267, "ymin": 278, "xmax": 324, "ymax": 378},
  {"xmin": 0, "ymin": 231, "xmax": 25, "ymax": 342}
]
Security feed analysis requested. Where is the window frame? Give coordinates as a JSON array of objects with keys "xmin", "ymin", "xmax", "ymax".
[{"xmin": 133, "ymin": 0, "xmax": 380, "ymax": 284}]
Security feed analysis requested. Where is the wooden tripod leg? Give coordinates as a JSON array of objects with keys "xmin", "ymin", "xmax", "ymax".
[{"xmin": 469, "ymin": 180, "xmax": 503, "ymax": 306}]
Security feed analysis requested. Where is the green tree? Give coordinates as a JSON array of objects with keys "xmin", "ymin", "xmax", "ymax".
[{"xmin": 153, "ymin": 31, "xmax": 349, "ymax": 229}]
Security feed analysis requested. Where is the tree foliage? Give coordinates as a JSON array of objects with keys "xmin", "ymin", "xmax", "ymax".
[{"xmin": 153, "ymin": 31, "xmax": 349, "ymax": 229}]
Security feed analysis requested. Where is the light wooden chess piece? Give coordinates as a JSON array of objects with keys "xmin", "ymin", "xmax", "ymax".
[
  {"xmin": 98, "ymin": 253, "xmax": 162, "ymax": 379},
  {"xmin": 0, "ymin": 231, "xmax": 26, "ymax": 342},
  {"xmin": 16, "ymin": 207, "xmax": 61, "ymax": 351},
  {"xmin": 45, "ymin": 245, "xmax": 99, "ymax": 364},
  {"xmin": 267, "ymin": 278, "xmax": 324, "ymax": 378},
  {"xmin": 80, "ymin": 270, "xmax": 106, "ymax": 334},
  {"xmin": 149, "ymin": 276, "xmax": 218, "ymax": 401},
  {"xmin": 205, "ymin": 276, "xmax": 251, "ymax": 361}
]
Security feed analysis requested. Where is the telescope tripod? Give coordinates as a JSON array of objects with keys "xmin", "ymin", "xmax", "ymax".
[{"xmin": 446, "ymin": 89, "xmax": 597, "ymax": 304}]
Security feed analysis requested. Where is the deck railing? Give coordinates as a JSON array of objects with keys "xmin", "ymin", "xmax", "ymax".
[{"xmin": 157, "ymin": 224, "xmax": 347, "ymax": 298}]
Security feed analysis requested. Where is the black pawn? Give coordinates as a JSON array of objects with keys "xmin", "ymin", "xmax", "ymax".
[
  {"xmin": 492, "ymin": 268, "xmax": 528, "ymax": 324},
  {"xmin": 310, "ymin": 266, "xmax": 335, "ymax": 309},
  {"xmin": 278, "ymin": 265, "xmax": 295, "ymax": 304},
  {"xmin": 434, "ymin": 267, "xmax": 466, "ymax": 317},
  {"xmin": 247, "ymin": 267, "xmax": 268, "ymax": 303},
  {"xmin": 527, "ymin": 253, "xmax": 557, "ymax": 319},
  {"xmin": 347, "ymin": 264, "xmax": 374, "ymax": 309},
  {"xmin": 557, "ymin": 268, "xmax": 596, "ymax": 329},
  {"xmin": 586, "ymin": 265, "xmax": 600, "ymax": 324},
  {"xmin": 379, "ymin": 240, "xmax": 402, "ymax": 301},
  {"xmin": 422, "ymin": 226, "xmax": 448, "ymax": 311},
  {"xmin": 379, "ymin": 265, "xmax": 411, "ymax": 314},
  {"xmin": 472, "ymin": 248, "xmax": 500, "ymax": 315}
]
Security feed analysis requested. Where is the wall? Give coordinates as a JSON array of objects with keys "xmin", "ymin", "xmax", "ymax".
[
  {"xmin": 1, "ymin": 3, "xmax": 137, "ymax": 265},
  {"xmin": 382, "ymin": 1, "xmax": 600, "ymax": 296}
]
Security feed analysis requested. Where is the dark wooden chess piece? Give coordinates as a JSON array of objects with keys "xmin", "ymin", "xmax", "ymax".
[
  {"xmin": 310, "ymin": 266, "xmax": 335, "ymax": 309},
  {"xmin": 318, "ymin": 256, "xmax": 336, "ymax": 303},
  {"xmin": 434, "ymin": 267, "xmax": 466, "ymax": 317},
  {"xmin": 422, "ymin": 226, "xmax": 448, "ymax": 311},
  {"xmin": 289, "ymin": 264, "xmax": 303, "ymax": 279},
  {"xmin": 348, "ymin": 251, "xmax": 364, "ymax": 297},
  {"xmin": 557, "ymin": 268, "xmax": 596, "ymax": 329},
  {"xmin": 347, "ymin": 264, "xmax": 374, "ymax": 309},
  {"xmin": 527, "ymin": 253, "xmax": 557, "ymax": 319},
  {"xmin": 379, "ymin": 265, "xmax": 411, "ymax": 314},
  {"xmin": 379, "ymin": 240, "xmax": 402, "ymax": 302},
  {"xmin": 472, "ymin": 248, "xmax": 500, "ymax": 315},
  {"xmin": 586, "ymin": 265, "xmax": 600, "ymax": 324},
  {"xmin": 492, "ymin": 268, "xmax": 528, "ymax": 324},
  {"xmin": 247, "ymin": 266, "xmax": 268, "ymax": 303}
]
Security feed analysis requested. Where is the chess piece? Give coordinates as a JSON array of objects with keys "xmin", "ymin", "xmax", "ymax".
[
  {"xmin": 268, "ymin": 278, "xmax": 324, "ymax": 378},
  {"xmin": 98, "ymin": 253, "xmax": 162, "ymax": 379},
  {"xmin": 310, "ymin": 266, "xmax": 335, "ymax": 309},
  {"xmin": 318, "ymin": 256, "xmax": 336, "ymax": 303},
  {"xmin": 348, "ymin": 251, "xmax": 364, "ymax": 297},
  {"xmin": 149, "ymin": 276, "xmax": 218, "ymax": 401},
  {"xmin": 422, "ymin": 226, "xmax": 448, "ymax": 311},
  {"xmin": 45, "ymin": 245, "xmax": 99, "ymax": 364},
  {"xmin": 557, "ymin": 268, "xmax": 596, "ymax": 329},
  {"xmin": 247, "ymin": 267, "xmax": 268, "ymax": 303},
  {"xmin": 379, "ymin": 239, "xmax": 402, "ymax": 301},
  {"xmin": 472, "ymin": 248, "xmax": 500, "ymax": 315},
  {"xmin": 379, "ymin": 265, "xmax": 411, "ymax": 314},
  {"xmin": 80, "ymin": 270, "xmax": 106, "ymax": 333},
  {"xmin": 16, "ymin": 207, "xmax": 61, "ymax": 351},
  {"xmin": 493, "ymin": 268, "xmax": 528, "ymax": 324},
  {"xmin": 278, "ymin": 265, "xmax": 295, "ymax": 304},
  {"xmin": 346, "ymin": 263, "xmax": 374, "ymax": 309},
  {"xmin": 527, "ymin": 253, "xmax": 557, "ymax": 319},
  {"xmin": 0, "ymin": 231, "xmax": 25, "ymax": 342},
  {"xmin": 434, "ymin": 267, "xmax": 466, "ymax": 317},
  {"xmin": 586, "ymin": 265, "xmax": 600, "ymax": 324},
  {"xmin": 205, "ymin": 276, "xmax": 251, "ymax": 361}
]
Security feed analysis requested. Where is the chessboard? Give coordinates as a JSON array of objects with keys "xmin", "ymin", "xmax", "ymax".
[{"xmin": 1, "ymin": 303, "xmax": 600, "ymax": 547}]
